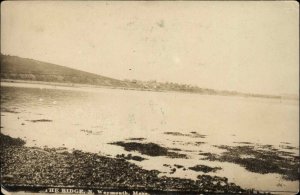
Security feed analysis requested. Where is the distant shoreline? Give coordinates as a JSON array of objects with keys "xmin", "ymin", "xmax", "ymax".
[
  {"xmin": 2, "ymin": 54, "xmax": 297, "ymax": 101},
  {"xmin": 0, "ymin": 79, "xmax": 168, "ymax": 93},
  {"xmin": 1, "ymin": 79, "xmax": 298, "ymax": 100}
]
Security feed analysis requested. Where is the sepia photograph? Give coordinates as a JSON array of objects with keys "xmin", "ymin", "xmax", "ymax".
[{"xmin": 0, "ymin": 1, "xmax": 299, "ymax": 194}]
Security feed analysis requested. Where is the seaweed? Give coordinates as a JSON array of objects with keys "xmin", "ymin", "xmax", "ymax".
[
  {"xmin": 126, "ymin": 138, "xmax": 146, "ymax": 141},
  {"xmin": 1, "ymin": 133, "xmax": 26, "ymax": 147},
  {"xmin": 116, "ymin": 153, "xmax": 147, "ymax": 162},
  {"xmin": 110, "ymin": 141, "xmax": 188, "ymax": 159},
  {"xmin": 1, "ymin": 133, "xmax": 250, "ymax": 193},
  {"xmin": 174, "ymin": 164, "xmax": 184, "ymax": 169},
  {"xmin": 200, "ymin": 144, "xmax": 299, "ymax": 181},
  {"xmin": 189, "ymin": 165, "xmax": 222, "ymax": 173},
  {"xmin": 164, "ymin": 131, "xmax": 207, "ymax": 139},
  {"xmin": 28, "ymin": 119, "xmax": 52, "ymax": 123}
]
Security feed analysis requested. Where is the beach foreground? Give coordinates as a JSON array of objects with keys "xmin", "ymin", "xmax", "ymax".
[
  {"xmin": 1, "ymin": 83, "xmax": 298, "ymax": 194},
  {"xmin": 1, "ymin": 133, "xmax": 270, "ymax": 194}
]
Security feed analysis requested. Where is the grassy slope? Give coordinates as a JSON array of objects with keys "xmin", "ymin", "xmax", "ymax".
[
  {"xmin": 1, "ymin": 54, "xmax": 290, "ymax": 99},
  {"xmin": 0, "ymin": 54, "xmax": 129, "ymax": 87}
]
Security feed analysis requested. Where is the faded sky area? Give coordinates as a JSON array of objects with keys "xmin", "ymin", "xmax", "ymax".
[{"xmin": 1, "ymin": 1, "xmax": 299, "ymax": 95}]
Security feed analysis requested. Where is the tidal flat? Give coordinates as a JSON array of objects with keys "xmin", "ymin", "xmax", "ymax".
[
  {"xmin": 1, "ymin": 133, "xmax": 256, "ymax": 194},
  {"xmin": 199, "ymin": 144, "xmax": 299, "ymax": 181},
  {"xmin": 1, "ymin": 84, "xmax": 298, "ymax": 193}
]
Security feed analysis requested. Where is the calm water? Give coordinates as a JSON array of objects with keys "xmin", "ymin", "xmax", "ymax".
[{"xmin": 1, "ymin": 82, "xmax": 299, "ymax": 193}]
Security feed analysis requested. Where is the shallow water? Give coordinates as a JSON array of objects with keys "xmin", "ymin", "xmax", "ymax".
[{"xmin": 1, "ymin": 82, "xmax": 299, "ymax": 193}]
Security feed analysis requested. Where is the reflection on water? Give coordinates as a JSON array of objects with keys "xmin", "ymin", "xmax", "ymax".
[{"xmin": 1, "ymin": 82, "xmax": 299, "ymax": 193}]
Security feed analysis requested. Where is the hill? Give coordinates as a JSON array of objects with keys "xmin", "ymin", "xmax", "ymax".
[
  {"xmin": 1, "ymin": 54, "xmax": 131, "ymax": 87},
  {"xmin": 1, "ymin": 54, "xmax": 288, "ymax": 99}
]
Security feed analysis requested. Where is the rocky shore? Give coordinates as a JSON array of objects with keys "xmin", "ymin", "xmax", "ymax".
[
  {"xmin": 0, "ymin": 133, "xmax": 266, "ymax": 194},
  {"xmin": 200, "ymin": 144, "xmax": 299, "ymax": 181}
]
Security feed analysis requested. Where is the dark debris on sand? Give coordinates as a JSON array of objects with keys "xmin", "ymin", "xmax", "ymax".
[
  {"xmin": 110, "ymin": 141, "xmax": 188, "ymax": 159},
  {"xmin": 164, "ymin": 131, "xmax": 206, "ymax": 139},
  {"xmin": 1, "ymin": 108, "xmax": 20, "ymax": 114},
  {"xmin": 116, "ymin": 153, "xmax": 147, "ymax": 162},
  {"xmin": 27, "ymin": 119, "xmax": 52, "ymax": 123},
  {"xmin": 200, "ymin": 144, "xmax": 299, "ymax": 181},
  {"xmin": 1, "ymin": 133, "xmax": 26, "ymax": 147},
  {"xmin": 126, "ymin": 138, "xmax": 146, "ymax": 141},
  {"xmin": 233, "ymin": 142, "xmax": 253, "ymax": 145},
  {"xmin": 174, "ymin": 164, "xmax": 184, "ymax": 169},
  {"xmin": 0, "ymin": 133, "xmax": 257, "ymax": 194},
  {"xmin": 278, "ymin": 145, "xmax": 298, "ymax": 150},
  {"xmin": 189, "ymin": 132, "xmax": 207, "ymax": 138},
  {"xmin": 189, "ymin": 165, "xmax": 222, "ymax": 173}
]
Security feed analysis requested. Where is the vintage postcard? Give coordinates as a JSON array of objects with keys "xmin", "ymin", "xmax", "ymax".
[{"xmin": 1, "ymin": 1, "xmax": 299, "ymax": 194}]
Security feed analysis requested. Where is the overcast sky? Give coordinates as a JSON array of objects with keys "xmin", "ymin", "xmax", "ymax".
[{"xmin": 1, "ymin": 1, "xmax": 299, "ymax": 95}]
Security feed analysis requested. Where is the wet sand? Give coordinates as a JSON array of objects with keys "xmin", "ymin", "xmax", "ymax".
[
  {"xmin": 1, "ymin": 84, "xmax": 298, "ymax": 193},
  {"xmin": 1, "ymin": 133, "xmax": 269, "ymax": 194},
  {"xmin": 199, "ymin": 144, "xmax": 299, "ymax": 181}
]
